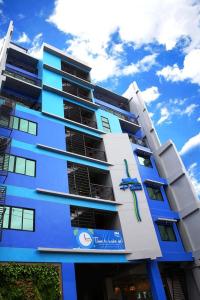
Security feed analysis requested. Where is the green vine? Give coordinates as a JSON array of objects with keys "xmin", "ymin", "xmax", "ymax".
[{"xmin": 0, "ymin": 263, "xmax": 61, "ymax": 300}]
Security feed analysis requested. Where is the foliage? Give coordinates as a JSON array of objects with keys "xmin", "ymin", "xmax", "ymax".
[{"xmin": 0, "ymin": 263, "xmax": 61, "ymax": 300}]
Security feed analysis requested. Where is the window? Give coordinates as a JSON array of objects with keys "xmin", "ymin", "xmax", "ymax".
[
  {"xmin": 3, "ymin": 154, "xmax": 36, "ymax": 176},
  {"xmin": 9, "ymin": 116, "xmax": 37, "ymax": 135},
  {"xmin": 157, "ymin": 222, "xmax": 177, "ymax": 241},
  {"xmin": 101, "ymin": 116, "xmax": 111, "ymax": 133},
  {"xmin": 147, "ymin": 186, "xmax": 163, "ymax": 201},
  {"xmin": 1, "ymin": 206, "xmax": 34, "ymax": 231},
  {"xmin": 137, "ymin": 154, "xmax": 152, "ymax": 168}
]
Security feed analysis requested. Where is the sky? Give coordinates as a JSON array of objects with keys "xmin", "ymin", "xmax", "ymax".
[{"xmin": 0, "ymin": 0, "xmax": 200, "ymax": 198}]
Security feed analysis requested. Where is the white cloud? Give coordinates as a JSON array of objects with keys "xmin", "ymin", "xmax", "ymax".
[
  {"xmin": 47, "ymin": 0, "xmax": 200, "ymax": 82},
  {"xmin": 17, "ymin": 13, "xmax": 25, "ymax": 20},
  {"xmin": 188, "ymin": 163, "xmax": 200, "ymax": 198},
  {"xmin": 16, "ymin": 32, "xmax": 30, "ymax": 44},
  {"xmin": 141, "ymin": 86, "xmax": 160, "ymax": 105},
  {"xmin": 179, "ymin": 132, "xmax": 200, "ymax": 155},
  {"xmin": 184, "ymin": 104, "xmax": 199, "ymax": 117},
  {"xmin": 28, "ymin": 33, "xmax": 43, "ymax": 59},
  {"xmin": 197, "ymin": 117, "xmax": 200, "ymax": 122},
  {"xmin": 122, "ymin": 54, "xmax": 157, "ymax": 76},
  {"xmin": 157, "ymin": 49, "xmax": 200, "ymax": 86},
  {"xmin": 157, "ymin": 107, "xmax": 170, "ymax": 125}
]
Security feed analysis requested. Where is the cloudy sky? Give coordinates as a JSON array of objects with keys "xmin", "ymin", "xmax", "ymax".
[{"xmin": 0, "ymin": 0, "xmax": 200, "ymax": 197}]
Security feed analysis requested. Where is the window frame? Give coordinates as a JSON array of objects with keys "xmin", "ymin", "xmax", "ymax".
[
  {"xmin": 146, "ymin": 186, "xmax": 164, "ymax": 201},
  {"xmin": 101, "ymin": 116, "xmax": 111, "ymax": 133},
  {"xmin": 137, "ymin": 154, "xmax": 153, "ymax": 168},
  {"xmin": 5, "ymin": 154, "xmax": 36, "ymax": 177},
  {"xmin": 9, "ymin": 116, "xmax": 37, "ymax": 135},
  {"xmin": 1, "ymin": 205, "xmax": 35, "ymax": 232},
  {"xmin": 157, "ymin": 222, "xmax": 177, "ymax": 242}
]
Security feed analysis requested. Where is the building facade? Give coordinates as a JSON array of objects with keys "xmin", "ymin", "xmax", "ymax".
[{"xmin": 0, "ymin": 21, "xmax": 200, "ymax": 300}]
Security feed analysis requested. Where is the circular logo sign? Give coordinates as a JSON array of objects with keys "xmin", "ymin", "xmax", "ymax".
[{"xmin": 78, "ymin": 231, "xmax": 93, "ymax": 248}]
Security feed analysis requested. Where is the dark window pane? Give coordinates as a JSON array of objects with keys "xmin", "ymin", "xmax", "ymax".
[
  {"xmin": 147, "ymin": 187, "xmax": 163, "ymax": 201},
  {"xmin": 23, "ymin": 209, "xmax": 34, "ymax": 231},
  {"xmin": 10, "ymin": 207, "xmax": 22, "ymax": 229},
  {"xmin": 19, "ymin": 119, "xmax": 28, "ymax": 132},
  {"xmin": 28, "ymin": 122, "xmax": 37, "ymax": 135},
  {"xmin": 158, "ymin": 223, "xmax": 177, "ymax": 241},
  {"xmin": 25, "ymin": 160, "xmax": 35, "ymax": 176},
  {"xmin": 15, "ymin": 157, "xmax": 26, "ymax": 174}
]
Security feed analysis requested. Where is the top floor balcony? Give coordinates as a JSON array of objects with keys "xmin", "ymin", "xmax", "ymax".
[
  {"xmin": 62, "ymin": 79, "xmax": 92, "ymax": 102},
  {"xmin": 61, "ymin": 61, "xmax": 90, "ymax": 82}
]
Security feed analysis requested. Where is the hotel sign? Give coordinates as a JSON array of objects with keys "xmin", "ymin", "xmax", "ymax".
[{"xmin": 72, "ymin": 227, "xmax": 125, "ymax": 250}]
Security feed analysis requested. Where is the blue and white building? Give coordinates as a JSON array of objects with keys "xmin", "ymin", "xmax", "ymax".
[{"xmin": 0, "ymin": 21, "xmax": 200, "ymax": 300}]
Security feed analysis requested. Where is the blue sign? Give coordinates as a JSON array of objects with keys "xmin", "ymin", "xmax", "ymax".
[
  {"xmin": 72, "ymin": 227, "xmax": 125, "ymax": 250},
  {"xmin": 120, "ymin": 177, "xmax": 142, "ymax": 191}
]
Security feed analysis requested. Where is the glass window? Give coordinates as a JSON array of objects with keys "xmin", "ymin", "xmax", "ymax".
[
  {"xmin": 12, "ymin": 116, "xmax": 19, "ymax": 129},
  {"xmin": 28, "ymin": 122, "xmax": 37, "ymax": 135},
  {"xmin": 10, "ymin": 116, "xmax": 37, "ymax": 135},
  {"xmin": 11, "ymin": 207, "xmax": 23, "ymax": 229},
  {"xmin": 23, "ymin": 209, "xmax": 34, "ymax": 231},
  {"xmin": 26, "ymin": 160, "xmax": 35, "ymax": 176},
  {"xmin": 1, "ymin": 206, "xmax": 34, "ymax": 231},
  {"xmin": 19, "ymin": 119, "xmax": 28, "ymax": 132},
  {"xmin": 101, "ymin": 116, "xmax": 111, "ymax": 133},
  {"xmin": 15, "ymin": 157, "xmax": 26, "ymax": 174},
  {"xmin": 147, "ymin": 186, "xmax": 163, "ymax": 201},
  {"xmin": 6, "ymin": 155, "xmax": 36, "ymax": 177},
  {"xmin": 158, "ymin": 223, "xmax": 177, "ymax": 241},
  {"xmin": 8, "ymin": 155, "xmax": 15, "ymax": 172},
  {"xmin": 137, "ymin": 155, "xmax": 152, "ymax": 167},
  {"xmin": 2, "ymin": 206, "xmax": 10, "ymax": 228}
]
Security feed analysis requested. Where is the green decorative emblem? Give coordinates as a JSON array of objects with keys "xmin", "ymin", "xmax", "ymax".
[{"xmin": 120, "ymin": 159, "xmax": 142, "ymax": 222}]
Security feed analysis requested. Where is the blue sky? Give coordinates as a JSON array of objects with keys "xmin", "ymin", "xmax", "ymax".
[{"xmin": 1, "ymin": 0, "xmax": 200, "ymax": 197}]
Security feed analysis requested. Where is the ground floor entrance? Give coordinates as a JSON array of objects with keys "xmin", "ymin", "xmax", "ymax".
[
  {"xmin": 75, "ymin": 262, "xmax": 190, "ymax": 300},
  {"xmin": 75, "ymin": 263, "xmax": 152, "ymax": 300}
]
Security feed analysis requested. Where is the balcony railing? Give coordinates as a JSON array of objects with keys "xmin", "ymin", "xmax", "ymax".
[
  {"xmin": 66, "ymin": 130, "xmax": 106, "ymax": 161},
  {"xmin": 61, "ymin": 62, "xmax": 90, "ymax": 82},
  {"xmin": 3, "ymin": 68, "xmax": 41, "ymax": 87},
  {"xmin": 130, "ymin": 135, "xmax": 148, "ymax": 147},
  {"xmin": 64, "ymin": 103, "xmax": 97, "ymax": 129},
  {"xmin": 69, "ymin": 182, "xmax": 115, "ymax": 201},
  {"xmin": 62, "ymin": 79, "xmax": 92, "ymax": 102},
  {"xmin": 7, "ymin": 58, "xmax": 38, "ymax": 74},
  {"xmin": 100, "ymin": 105, "xmax": 139, "ymax": 125}
]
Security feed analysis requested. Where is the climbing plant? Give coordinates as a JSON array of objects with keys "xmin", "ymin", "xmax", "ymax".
[{"xmin": 0, "ymin": 263, "xmax": 62, "ymax": 300}]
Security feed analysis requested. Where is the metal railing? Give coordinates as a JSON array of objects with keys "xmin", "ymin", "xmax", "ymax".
[
  {"xmin": 62, "ymin": 80, "xmax": 92, "ymax": 102},
  {"xmin": 7, "ymin": 58, "xmax": 37, "ymax": 74},
  {"xmin": 100, "ymin": 105, "xmax": 139, "ymax": 125},
  {"xmin": 3, "ymin": 68, "xmax": 41, "ymax": 87},
  {"xmin": 64, "ymin": 104, "xmax": 97, "ymax": 129},
  {"xmin": 90, "ymin": 183, "xmax": 114, "ymax": 201},
  {"xmin": 130, "ymin": 135, "xmax": 148, "ymax": 147},
  {"xmin": 61, "ymin": 63, "xmax": 89, "ymax": 82},
  {"xmin": 66, "ymin": 130, "xmax": 106, "ymax": 161}
]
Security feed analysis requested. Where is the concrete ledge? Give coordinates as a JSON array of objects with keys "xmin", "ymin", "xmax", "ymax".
[
  {"xmin": 179, "ymin": 202, "xmax": 200, "ymax": 219},
  {"xmin": 37, "ymin": 144, "xmax": 113, "ymax": 167},
  {"xmin": 38, "ymin": 247, "xmax": 131, "ymax": 254},
  {"xmin": 168, "ymin": 170, "xmax": 185, "ymax": 185},
  {"xmin": 43, "ymin": 84, "xmax": 99, "ymax": 109},
  {"xmin": 42, "ymin": 110, "xmax": 105, "ymax": 135},
  {"xmin": 143, "ymin": 178, "xmax": 167, "ymax": 186},
  {"xmin": 43, "ymin": 64, "xmax": 95, "ymax": 89},
  {"xmin": 157, "ymin": 140, "xmax": 173, "ymax": 156},
  {"xmin": 36, "ymin": 188, "xmax": 122, "ymax": 205}
]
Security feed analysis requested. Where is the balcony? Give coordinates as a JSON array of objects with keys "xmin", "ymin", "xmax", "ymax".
[
  {"xmin": 68, "ymin": 162, "xmax": 115, "ymax": 201},
  {"xmin": 129, "ymin": 135, "xmax": 148, "ymax": 148},
  {"xmin": 4, "ymin": 64, "xmax": 41, "ymax": 87},
  {"xmin": 7, "ymin": 57, "xmax": 38, "ymax": 75},
  {"xmin": 66, "ymin": 128, "xmax": 106, "ymax": 162},
  {"xmin": 61, "ymin": 61, "xmax": 90, "ymax": 82},
  {"xmin": 64, "ymin": 101, "xmax": 97, "ymax": 129},
  {"xmin": 62, "ymin": 79, "xmax": 92, "ymax": 102},
  {"xmin": 71, "ymin": 206, "xmax": 119, "ymax": 229},
  {"xmin": 0, "ymin": 92, "xmax": 41, "ymax": 112}
]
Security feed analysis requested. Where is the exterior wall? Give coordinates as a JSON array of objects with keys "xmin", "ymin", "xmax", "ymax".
[{"xmin": 103, "ymin": 133, "xmax": 162, "ymax": 260}]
